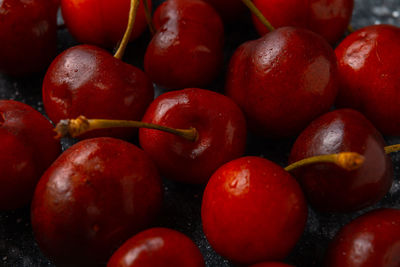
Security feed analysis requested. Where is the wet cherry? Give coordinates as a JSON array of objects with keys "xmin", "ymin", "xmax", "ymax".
[
  {"xmin": 108, "ymin": 228, "xmax": 204, "ymax": 267},
  {"xmin": 31, "ymin": 137, "xmax": 163, "ymax": 266},
  {"xmin": 0, "ymin": 100, "xmax": 60, "ymax": 210},
  {"xmin": 289, "ymin": 109, "xmax": 393, "ymax": 212},
  {"xmin": 202, "ymin": 156, "xmax": 307, "ymax": 264}
]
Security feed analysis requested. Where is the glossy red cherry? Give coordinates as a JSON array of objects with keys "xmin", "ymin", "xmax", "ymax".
[
  {"xmin": 251, "ymin": 0, "xmax": 354, "ymax": 44},
  {"xmin": 335, "ymin": 24, "xmax": 400, "ymax": 136},
  {"xmin": 250, "ymin": 263, "xmax": 295, "ymax": 267},
  {"xmin": 42, "ymin": 44, "xmax": 154, "ymax": 139},
  {"xmin": 0, "ymin": 0, "xmax": 58, "ymax": 75},
  {"xmin": 289, "ymin": 109, "xmax": 393, "ymax": 213},
  {"xmin": 202, "ymin": 156, "xmax": 307, "ymax": 264},
  {"xmin": 107, "ymin": 228, "xmax": 205, "ymax": 267},
  {"xmin": 61, "ymin": 0, "xmax": 151, "ymax": 48},
  {"xmin": 226, "ymin": 26, "xmax": 338, "ymax": 137},
  {"xmin": 139, "ymin": 88, "xmax": 247, "ymax": 184},
  {"xmin": 0, "ymin": 100, "xmax": 60, "ymax": 210},
  {"xmin": 325, "ymin": 208, "xmax": 400, "ymax": 267},
  {"xmin": 203, "ymin": 0, "xmax": 246, "ymax": 22},
  {"xmin": 144, "ymin": 0, "xmax": 224, "ymax": 90},
  {"xmin": 31, "ymin": 137, "xmax": 163, "ymax": 266}
]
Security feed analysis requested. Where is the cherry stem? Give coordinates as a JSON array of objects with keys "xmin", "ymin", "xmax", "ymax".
[
  {"xmin": 285, "ymin": 152, "xmax": 365, "ymax": 172},
  {"xmin": 143, "ymin": 0, "xmax": 155, "ymax": 36},
  {"xmin": 384, "ymin": 144, "xmax": 400, "ymax": 154},
  {"xmin": 114, "ymin": 0, "xmax": 140, "ymax": 60},
  {"xmin": 347, "ymin": 25, "xmax": 355, "ymax": 33},
  {"xmin": 241, "ymin": 0, "xmax": 275, "ymax": 32},
  {"xmin": 54, "ymin": 116, "xmax": 199, "ymax": 142}
]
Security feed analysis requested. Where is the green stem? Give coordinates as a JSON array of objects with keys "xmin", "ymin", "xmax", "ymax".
[
  {"xmin": 54, "ymin": 116, "xmax": 199, "ymax": 142},
  {"xmin": 285, "ymin": 152, "xmax": 365, "ymax": 172},
  {"xmin": 241, "ymin": 0, "xmax": 275, "ymax": 32},
  {"xmin": 114, "ymin": 0, "xmax": 140, "ymax": 60}
]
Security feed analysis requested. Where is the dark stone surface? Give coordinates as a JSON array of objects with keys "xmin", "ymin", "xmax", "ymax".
[{"xmin": 0, "ymin": 0, "xmax": 400, "ymax": 266}]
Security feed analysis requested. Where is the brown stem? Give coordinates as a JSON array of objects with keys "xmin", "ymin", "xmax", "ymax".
[
  {"xmin": 347, "ymin": 25, "xmax": 355, "ymax": 33},
  {"xmin": 285, "ymin": 152, "xmax": 365, "ymax": 172},
  {"xmin": 114, "ymin": 0, "xmax": 140, "ymax": 60},
  {"xmin": 143, "ymin": 0, "xmax": 155, "ymax": 36},
  {"xmin": 241, "ymin": 0, "xmax": 275, "ymax": 32},
  {"xmin": 54, "ymin": 116, "xmax": 199, "ymax": 142},
  {"xmin": 385, "ymin": 144, "xmax": 400, "ymax": 154}
]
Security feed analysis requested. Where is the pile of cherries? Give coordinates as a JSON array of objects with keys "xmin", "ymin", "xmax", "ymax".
[{"xmin": 0, "ymin": 0, "xmax": 400, "ymax": 266}]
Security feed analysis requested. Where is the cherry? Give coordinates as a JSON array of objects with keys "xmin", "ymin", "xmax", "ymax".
[
  {"xmin": 289, "ymin": 109, "xmax": 393, "ymax": 213},
  {"xmin": 201, "ymin": 156, "xmax": 307, "ymax": 265},
  {"xmin": 42, "ymin": 45, "xmax": 153, "ymax": 139},
  {"xmin": 139, "ymin": 88, "xmax": 247, "ymax": 184},
  {"xmin": 226, "ymin": 26, "xmax": 338, "ymax": 137},
  {"xmin": 335, "ymin": 24, "xmax": 400, "ymax": 136},
  {"xmin": 31, "ymin": 137, "xmax": 163, "ymax": 266},
  {"xmin": 61, "ymin": 0, "xmax": 151, "ymax": 48},
  {"xmin": 144, "ymin": 0, "xmax": 224, "ymax": 90},
  {"xmin": 107, "ymin": 227, "xmax": 205, "ymax": 267},
  {"xmin": 250, "ymin": 0, "xmax": 354, "ymax": 44},
  {"xmin": 325, "ymin": 208, "xmax": 400, "ymax": 267},
  {"xmin": 0, "ymin": 0, "xmax": 59, "ymax": 75},
  {"xmin": 0, "ymin": 100, "xmax": 60, "ymax": 210},
  {"xmin": 250, "ymin": 263, "xmax": 295, "ymax": 267},
  {"xmin": 203, "ymin": 0, "xmax": 246, "ymax": 22}
]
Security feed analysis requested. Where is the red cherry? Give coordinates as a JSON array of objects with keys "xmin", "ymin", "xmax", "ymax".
[
  {"xmin": 144, "ymin": 0, "xmax": 224, "ymax": 90},
  {"xmin": 139, "ymin": 88, "xmax": 247, "ymax": 184},
  {"xmin": 31, "ymin": 137, "xmax": 163, "ymax": 266},
  {"xmin": 202, "ymin": 156, "xmax": 307, "ymax": 264},
  {"xmin": 289, "ymin": 109, "xmax": 393, "ymax": 212},
  {"xmin": 202, "ymin": 0, "xmax": 246, "ymax": 22},
  {"xmin": 325, "ymin": 208, "xmax": 400, "ymax": 267},
  {"xmin": 0, "ymin": 100, "xmax": 60, "ymax": 210},
  {"xmin": 251, "ymin": 0, "xmax": 354, "ymax": 44},
  {"xmin": 335, "ymin": 24, "xmax": 400, "ymax": 136},
  {"xmin": 250, "ymin": 263, "xmax": 295, "ymax": 267},
  {"xmin": 42, "ymin": 45, "xmax": 154, "ymax": 139},
  {"xmin": 61, "ymin": 0, "xmax": 151, "ymax": 48},
  {"xmin": 107, "ymin": 228, "xmax": 205, "ymax": 267},
  {"xmin": 226, "ymin": 26, "xmax": 338, "ymax": 137},
  {"xmin": 0, "ymin": 0, "xmax": 58, "ymax": 75}
]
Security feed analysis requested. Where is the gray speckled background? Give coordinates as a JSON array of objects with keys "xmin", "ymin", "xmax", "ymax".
[{"xmin": 1, "ymin": 0, "xmax": 400, "ymax": 266}]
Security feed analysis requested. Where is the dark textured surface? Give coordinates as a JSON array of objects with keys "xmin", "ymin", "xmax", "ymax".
[{"xmin": 1, "ymin": 0, "xmax": 400, "ymax": 266}]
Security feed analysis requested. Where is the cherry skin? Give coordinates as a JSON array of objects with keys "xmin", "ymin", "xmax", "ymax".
[
  {"xmin": 31, "ymin": 137, "xmax": 163, "ymax": 266},
  {"xmin": 289, "ymin": 109, "xmax": 393, "ymax": 213},
  {"xmin": 335, "ymin": 24, "xmax": 400, "ymax": 136},
  {"xmin": 202, "ymin": 0, "xmax": 246, "ymax": 22},
  {"xmin": 139, "ymin": 88, "xmax": 247, "ymax": 184},
  {"xmin": 325, "ymin": 208, "xmax": 400, "ymax": 267},
  {"xmin": 61, "ymin": 0, "xmax": 151, "ymax": 48},
  {"xmin": 226, "ymin": 26, "xmax": 338, "ymax": 137},
  {"xmin": 201, "ymin": 156, "xmax": 307, "ymax": 265},
  {"xmin": 42, "ymin": 45, "xmax": 154, "ymax": 139},
  {"xmin": 144, "ymin": 0, "xmax": 224, "ymax": 90},
  {"xmin": 107, "ymin": 228, "xmax": 205, "ymax": 267},
  {"xmin": 250, "ymin": 263, "xmax": 295, "ymax": 267},
  {"xmin": 252, "ymin": 0, "xmax": 354, "ymax": 44},
  {"xmin": 0, "ymin": 100, "xmax": 60, "ymax": 210},
  {"xmin": 0, "ymin": 0, "xmax": 58, "ymax": 75}
]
